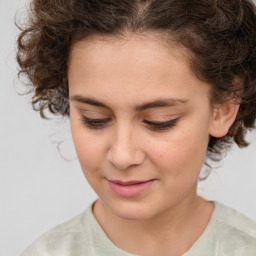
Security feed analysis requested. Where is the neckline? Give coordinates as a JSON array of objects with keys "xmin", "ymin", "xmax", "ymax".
[
  {"xmin": 85, "ymin": 200, "xmax": 218, "ymax": 255},
  {"xmin": 182, "ymin": 200, "xmax": 218, "ymax": 255}
]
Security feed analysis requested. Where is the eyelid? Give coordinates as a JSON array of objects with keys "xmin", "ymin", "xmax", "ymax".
[
  {"xmin": 80, "ymin": 110, "xmax": 110, "ymax": 119},
  {"xmin": 80, "ymin": 115, "xmax": 178, "ymax": 123},
  {"xmin": 143, "ymin": 118, "xmax": 179, "ymax": 131},
  {"xmin": 144, "ymin": 114, "xmax": 178, "ymax": 121},
  {"xmin": 81, "ymin": 115, "xmax": 111, "ymax": 123},
  {"xmin": 79, "ymin": 115, "xmax": 111, "ymax": 129},
  {"xmin": 79, "ymin": 114, "xmax": 179, "ymax": 131}
]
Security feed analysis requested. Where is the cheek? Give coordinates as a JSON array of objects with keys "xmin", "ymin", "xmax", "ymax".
[
  {"xmin": 70, "ymin": 121, "xmax": 104, "ymax": 173},
  {"xmin": 148, "ymin": 128, "xmax": 209, "ymax": 176},
  {"xmin": 72, "ymin": 131, "xmax": 107, "ymax": 192}
]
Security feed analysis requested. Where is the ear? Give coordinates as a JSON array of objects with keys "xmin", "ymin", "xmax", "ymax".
[{"xmin": 209, "ymin": 102, "xmax": 240, "ymax": 138}]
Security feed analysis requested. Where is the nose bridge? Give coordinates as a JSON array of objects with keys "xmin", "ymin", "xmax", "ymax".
[
  {"xmin": 116, "ymin": 121, "xmax": 134, "ymax": 148},
  {"xmin": 107, "ymin": 121, "xmax": 145, "ymax": 170}
]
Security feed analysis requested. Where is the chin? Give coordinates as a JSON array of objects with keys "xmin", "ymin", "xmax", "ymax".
[{"xmin": 107, "ymin": 199, "xmax": 159, "ymax": 221}]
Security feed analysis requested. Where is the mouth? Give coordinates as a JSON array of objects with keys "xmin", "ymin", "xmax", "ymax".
[{"xmin": 107, "ymin": 179, "xmax": 155, "ymax": 197}]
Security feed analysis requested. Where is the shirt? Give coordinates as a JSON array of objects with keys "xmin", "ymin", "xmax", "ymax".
[{"xmin": 21, "ymin": 201, "xmax": 256, "ymax": 256}]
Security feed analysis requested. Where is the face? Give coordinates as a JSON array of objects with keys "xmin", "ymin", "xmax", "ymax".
[{"xmin": 68, "ymin": 34, "xmax": 215, "ymax": 221}]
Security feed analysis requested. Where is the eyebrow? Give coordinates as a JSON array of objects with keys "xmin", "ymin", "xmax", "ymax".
[{"xmin": 70, "ymin": 95, "xmax": 188, "ymax": 111}]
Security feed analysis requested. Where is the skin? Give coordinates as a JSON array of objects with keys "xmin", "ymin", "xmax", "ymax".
[{"xmin": 68, "ymin": 34, "xmax": 239, "ymax": 256}]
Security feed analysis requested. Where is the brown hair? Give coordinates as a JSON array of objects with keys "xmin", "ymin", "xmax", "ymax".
[{"xmin": 17, "ymin": 0, "xmax": 256, "ymax": 161}]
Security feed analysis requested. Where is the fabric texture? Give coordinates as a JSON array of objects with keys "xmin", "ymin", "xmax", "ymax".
[{"xmin": 21, "ymin": 201, "xmax": 256, "ymax": 256}]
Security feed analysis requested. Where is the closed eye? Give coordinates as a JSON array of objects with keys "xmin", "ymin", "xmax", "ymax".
[
  {"xmin": 80, "ymin": 115, "xmax": 110, "ymax": 129},
  {"xmin": 143, "ymin": 118, "xmax": 179, "ymax": 131},
  {"xmin": 80, "ymin": 115, "xmax": 179, "ymax": 131}
]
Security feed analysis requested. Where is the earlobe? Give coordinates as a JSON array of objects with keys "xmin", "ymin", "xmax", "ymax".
[{"xmin": 209, "ymin": 102, "xmax": 240, "ymax": 138}]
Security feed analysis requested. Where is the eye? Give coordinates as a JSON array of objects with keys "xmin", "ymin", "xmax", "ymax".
[
  {"xmin": 80, "ymin": 115, "xmax": 111, "ymax": 129},
  {"xmin": 143, "ymin": 118, "xmax": 179, "ymax": 131},
  {"xmin": 80, "ymin": 115, "xmax": 179, "ymax": 131}
]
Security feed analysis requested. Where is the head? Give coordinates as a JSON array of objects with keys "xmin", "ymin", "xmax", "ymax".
[
  {"xmin": 17, "ymin": 0, "xmax": 256, "ymax": 218},
  {"xmin": 17, "ymin": 0, "xmax": 256, "ymax": 161}
]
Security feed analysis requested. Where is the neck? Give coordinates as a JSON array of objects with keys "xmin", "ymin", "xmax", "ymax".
[{"xmin": 93, "ymin": 191, "xmax": 214, "ymax": 256}]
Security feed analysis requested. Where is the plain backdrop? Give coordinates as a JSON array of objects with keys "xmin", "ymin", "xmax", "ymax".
[{"xmin": 1, "ymin": 1, "xmax": 256, "ymax": 256}]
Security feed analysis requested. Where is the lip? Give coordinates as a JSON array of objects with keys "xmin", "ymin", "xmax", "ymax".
[{"xmin": 107, "ymin": 179, "xmax": 155, "ymax": 197}]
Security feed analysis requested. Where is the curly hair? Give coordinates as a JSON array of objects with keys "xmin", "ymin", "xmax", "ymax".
[{"xmin": 17, "ymin": 0, "xmax": 256, "ymax": 161}]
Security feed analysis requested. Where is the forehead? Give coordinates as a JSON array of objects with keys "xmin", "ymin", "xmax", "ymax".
[
  {"xmin": 70, "ymin": 33, "xmax": 188, "ymax": 62},
  {"xmin": 69, "ymin": 33, "xmax": 188, "ymax": 71},
  {"xmin": 68, "ymin": 34, "xmax": 210, "ymax": 104}
]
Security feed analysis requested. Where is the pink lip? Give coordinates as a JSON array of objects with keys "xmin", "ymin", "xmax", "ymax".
[{"xmin": 108, "ymin": 179, "xmax": 155, "ymax": 197}]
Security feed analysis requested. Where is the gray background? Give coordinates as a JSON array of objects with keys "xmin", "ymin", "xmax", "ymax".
[{"xmin": 1, "ymin": 1, "xmax": 256, "ymax": 255}]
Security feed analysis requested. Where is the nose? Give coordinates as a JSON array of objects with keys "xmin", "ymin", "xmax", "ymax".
[{"xmin": 107, "ymin": 126, "xmax": 146, "ymax": 170}]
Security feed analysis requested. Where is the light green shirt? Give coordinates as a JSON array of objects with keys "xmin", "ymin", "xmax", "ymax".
[{"xmin": 21, "ymin": 201, "xmax": 256, "ymax": 256}]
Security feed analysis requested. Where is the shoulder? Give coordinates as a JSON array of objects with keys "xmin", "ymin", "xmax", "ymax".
[
  {"xmin": 213, "ymin": 201, "xmax": 256, "ymax": 238},
  {"xmin": 20, "ymin": 207, "xmax": 93, "ymax": 256},
  {"xmin": 211, "ymin": 201, "xmax": 256, "ymax": 255}
]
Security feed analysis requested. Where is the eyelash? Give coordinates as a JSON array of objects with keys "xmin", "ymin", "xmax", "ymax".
[{"xmin": 80, "ymin": 115, "xmax": 179, "ymax": 131}]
